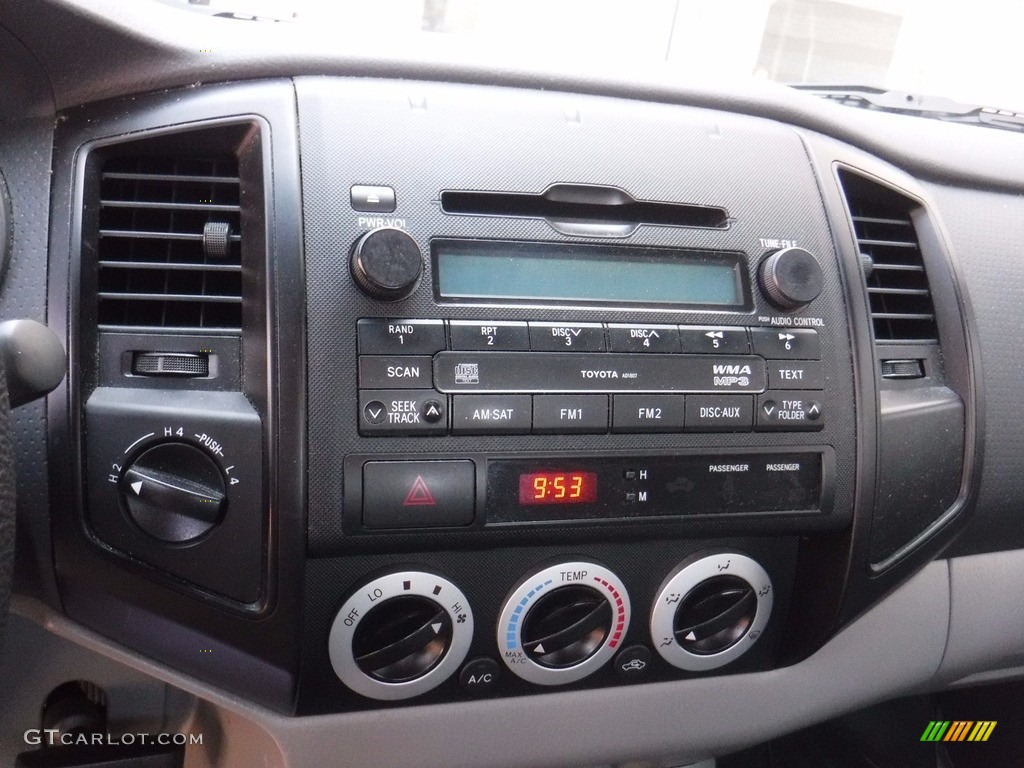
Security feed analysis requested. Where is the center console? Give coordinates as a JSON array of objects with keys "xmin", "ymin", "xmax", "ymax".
[{"xmin": 44, "ymin": 76, "xmax": 976, "ymax": 716}]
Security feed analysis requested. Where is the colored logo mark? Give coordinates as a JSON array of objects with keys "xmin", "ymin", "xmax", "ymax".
[{"xmin": 920, "ymin": 720, "xmax": 996, "ymax": 742}]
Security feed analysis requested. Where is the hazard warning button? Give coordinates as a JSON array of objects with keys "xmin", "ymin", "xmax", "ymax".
[{"xmin": 362, "ymin": 460, "xmax": 475, "ymax": 529}]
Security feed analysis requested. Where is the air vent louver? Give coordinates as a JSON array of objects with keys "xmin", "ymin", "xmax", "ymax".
[
  {"xmin": 838, "ymin": 170, "xmax": 938, "ymax": 343},
  {"xmin": 96, "ymin": 155, "xmax": 243, "ymax": 331}
]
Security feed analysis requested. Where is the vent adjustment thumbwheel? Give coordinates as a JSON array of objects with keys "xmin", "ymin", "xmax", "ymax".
[{"xmin": 329, "ymin": 571, "xmax": 473, "ymax": 701}]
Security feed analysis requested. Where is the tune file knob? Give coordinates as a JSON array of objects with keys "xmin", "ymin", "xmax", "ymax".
[{"xmin": 759, "ymin": 247, "xmax": 824, "ymax": 309}]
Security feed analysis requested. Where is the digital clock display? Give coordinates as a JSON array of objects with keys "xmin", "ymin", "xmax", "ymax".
[{"xmin": 518, "ymin": 471, "xmax": 599, "ymax": 506}]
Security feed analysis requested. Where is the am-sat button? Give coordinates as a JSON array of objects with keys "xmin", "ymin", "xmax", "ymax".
[{"xmin": 362, "ymin": 460, "xmax": 475, "ymax": 529}]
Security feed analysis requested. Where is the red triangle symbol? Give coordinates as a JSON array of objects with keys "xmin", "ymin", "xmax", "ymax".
[{"xmin": 403, "ymin": 475, "xmax": 436, "ymax": 506}]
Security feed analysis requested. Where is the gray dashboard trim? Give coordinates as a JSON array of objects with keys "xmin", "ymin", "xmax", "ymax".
[{"xmin": 11, "ymin": 557, "xmax": 951, "ymax": 767}]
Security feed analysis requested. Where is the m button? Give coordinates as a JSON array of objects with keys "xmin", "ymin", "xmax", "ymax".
[{"xmin": 362, "ymin": 460, "xmax": 475, "ymax": 529}]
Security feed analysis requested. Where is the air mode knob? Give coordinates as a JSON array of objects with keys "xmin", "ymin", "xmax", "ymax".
[
  {"xmin": 759, "ymin": 247, "xmax": 823, "ymax": 310},
  {"xmin": 651, "ymin": 553, "xmax": 773, "ymax": 672},
  {"xmin": 350, "ymin": 227, "xmax": 423, "ymax": 301}
]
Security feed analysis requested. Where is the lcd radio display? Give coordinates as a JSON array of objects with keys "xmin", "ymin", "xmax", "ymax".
[{"xmin": 433, "ymin": 239, "xmax": 747, "ymax": 308}]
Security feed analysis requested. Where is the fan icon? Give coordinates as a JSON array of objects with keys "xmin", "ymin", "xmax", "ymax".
[{"xmin": 457, "ymin": 614, "xmax": 467, "ymax": 624}]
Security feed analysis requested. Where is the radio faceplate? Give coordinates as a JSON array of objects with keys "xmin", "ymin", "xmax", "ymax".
[{"xmin": 301, "ymin": 78, "xmax": 856, "ymax": 559}]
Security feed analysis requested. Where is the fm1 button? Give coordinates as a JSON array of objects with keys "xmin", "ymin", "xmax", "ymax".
[
  {"xmin": 614, "ymin": 644, "xmax": 652, "ymax": 681},
  {"xmin": 459, "ymin": 657, "xmax": 501, "ymax": 696}
]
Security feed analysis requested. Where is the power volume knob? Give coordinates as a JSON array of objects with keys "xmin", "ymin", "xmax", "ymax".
[
  {"xmin": 759, "ymin": 247, "xmax": 824, "ymax": 310},
  {"xmin": 350, "ymin": 227, "xmax": 422, "ymax": 301}
]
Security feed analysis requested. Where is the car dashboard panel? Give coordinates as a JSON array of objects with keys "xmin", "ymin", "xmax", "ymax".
[
  {"xmin": 7, "ymin": 3, "xmax": 1024, "ymax": 766},
  {"xmin": 37, "ymin": 74, "xmax": 976, "ymax": 717}
]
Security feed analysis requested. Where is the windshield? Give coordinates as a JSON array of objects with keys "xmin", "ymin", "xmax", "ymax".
[{"xmin": 161, "ymin": 0, "xmax": 1023, "ymax": 112}]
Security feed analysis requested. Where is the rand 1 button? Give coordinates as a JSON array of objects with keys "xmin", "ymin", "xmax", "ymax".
[
  {"xmin": 357, "ymin": 318, "xmax": 446, "ymax": 355},
  {"xmin": 533, "ymin": 395, "xmax": 608, "ymax": 434},
  {"xmin": 750, "ymin": 327, "xmax": 821, "ymax": 360},
  {"xmin": 612, "ymin": 395, "xmax": 686, "ymax": 433},
  {"xmin": 679, "ymin": 326, "xmax": 750, "ymax": 354},
  {"xmin": 684, "ymin": 395, "xmax": 753, "ymax": 432},
  {"xmin": 452, "ymin": 395, "xmax": 532, "ymax": 435},
  {"xmin": 607, "ymin": 324, "xmax": 680, "ymax": 353},
  {"xmin": 358, "ymin": 356, "xmax": 433, "ymax": 389},
  {"xmin": 450, "ymin": 320, "xmax": 530, "ymax": 351},
  {"xmin": 756, "ymin": 391, "xmax": 824, "ymax": 431},
  {"xmin": 359, "ymin": 390, "xmax": 447, "ymax": 435},
  {"xmin": 362, "ymin": 460, "xmax": 475, "ymax": 528},
  {"xmin": 528, "ymin": 322, "xmax": 606, "ymax": 352},
  {"xmin": 768, "ymin": 360, "xmax": 823, "ymax": 390}
]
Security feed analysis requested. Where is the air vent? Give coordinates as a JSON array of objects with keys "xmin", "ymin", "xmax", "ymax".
[
  {"xmin": 95, "ymin": 154, "xmax": 243, "ymax": 331},
  {"xmin": 838, "ymin": 170, "xmax": 938, "ymax": 343}
]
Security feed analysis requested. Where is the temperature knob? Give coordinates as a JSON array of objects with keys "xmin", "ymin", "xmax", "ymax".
[
  {"xmin": 350, "ymin": 227, "xmax": 422, "ymax": 301},
  {"xmin": 119, "ymin": 442, "xmax": 226, "ymax": 543},
  {"xmin": 498, "ymin": 562, "xmax": 630, "ymax": 686},
  {"xmin": 759, "ymin": 247, "xmax": 823, "ymax": 310}
]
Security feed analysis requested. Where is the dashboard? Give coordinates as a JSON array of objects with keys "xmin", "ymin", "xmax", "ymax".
[{"xmin": 3, "ymin": 2, "xmax": 1024, "ymax": 767}]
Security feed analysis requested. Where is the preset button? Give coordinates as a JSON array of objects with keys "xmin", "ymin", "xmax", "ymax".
[
  {"xmin": 357, "ymin": 318, "xmax": 446, "ymax": 355},
  {"xmin": 529, "ymin": 322, "xmax": 606, "ymax": 352},
  {"xmin": 607, "ymin": 324, "xmax": 680, "ymax": 353},
  {"xmin": 750, "ymin": 328, "xmax": 821, "ymax": 360},
  {"xmin": 679, "ymin": 326, "xmax": 750, "ymax": 354},
  {"xmin": 450, "ymin": 321, "xmax": 530, "ymax": 351}
]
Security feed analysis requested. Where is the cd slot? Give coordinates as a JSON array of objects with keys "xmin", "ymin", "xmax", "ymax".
[{"xmin": 441, "ymin": 184, "xmax": 728, "ymax": 236}]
